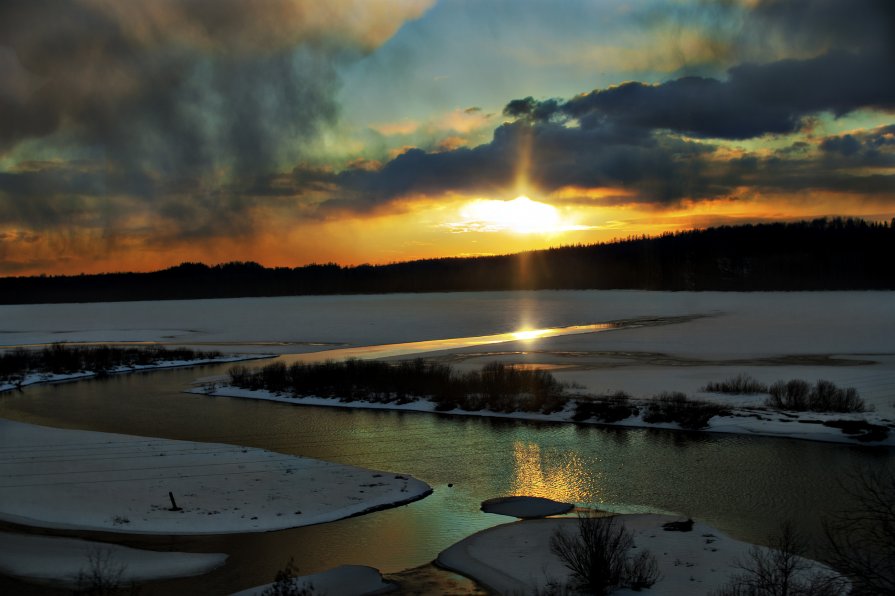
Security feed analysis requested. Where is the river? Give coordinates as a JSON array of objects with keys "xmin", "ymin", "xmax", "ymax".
[{"xmin": 1, "ymin": 358, "xmax": 892, "ymax": 594}]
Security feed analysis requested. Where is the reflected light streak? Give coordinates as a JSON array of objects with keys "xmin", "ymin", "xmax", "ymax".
[
  {"xmin": 282, "ymin": 322, "xmax": 616, "ymax": 364},
  {"xmin": 509, "ymin": 442, "xmax": 600, "ymax": 504},
  {"xmin": 511, "ymin": 328, "xmax": 551, "ymax": 341}
]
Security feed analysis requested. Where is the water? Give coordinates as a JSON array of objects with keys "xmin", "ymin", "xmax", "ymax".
[{"xmin": 1, "ymin": 360, "xmax": 892, "ymax": 594}]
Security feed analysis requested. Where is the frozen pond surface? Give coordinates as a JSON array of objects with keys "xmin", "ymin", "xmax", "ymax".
[{"xmin": 1, "ymin": 290, "xmax": 893, "ymax": 594}]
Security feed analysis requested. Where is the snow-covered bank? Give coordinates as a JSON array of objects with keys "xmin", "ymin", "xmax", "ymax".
[
  {"xmin": 198, "ymin": 385, "xmax": 894, "ymax": 446},
  {"xmin": 231, "ymin": 564, "xmax": 395, "ymax": 596},
  {"xmin": 0, "ymin": 532, "xmax": 227, "ymax": 587},
  {"xmin": 437, "ymin": 514, "xmax": 839, "ymax": 595},
  {"xmin": 0, "ymin": 419, "xmax": 431, "ymax": 534},
  {"xmin": 0, "ymin": 354, "xmax": 272, "ymax": 394}
]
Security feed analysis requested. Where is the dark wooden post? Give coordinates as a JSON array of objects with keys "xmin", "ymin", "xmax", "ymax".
[{"xmin": 168, "ymin": 491, "xmax": 182, "ymax": 511}]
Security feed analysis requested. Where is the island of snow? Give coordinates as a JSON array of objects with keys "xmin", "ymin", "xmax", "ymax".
[
  {"xmin": 231, "ymin": 564, "xmax": 395, "ymax": 596},
  {"xmin": 481, "ymin": 496, "xmax": 574, "ymax": 518},
  {"xmin": 437, "ymin": 514, "xmax": 841, "ymax": 595},
  {"xmin": 0, "ymin": 532, "xmax": 227, "ymax": 588},
  {"xmin": 0, "ymin": 418, "xmax": 431, "ymax": 534}
]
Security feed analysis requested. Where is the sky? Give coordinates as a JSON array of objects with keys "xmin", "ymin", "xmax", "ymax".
[{"xmin": 0, "ymin": 0, "xmax": 893, "ymax": 276}]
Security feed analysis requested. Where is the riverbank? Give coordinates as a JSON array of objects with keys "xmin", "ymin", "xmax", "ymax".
[
  {"xmin": 0, "ymin": 353, "xmax": 272, "ymax": 395},
  {"xmin": 197, "ymin": 385, "xmax": 895, "ymax": 446}
]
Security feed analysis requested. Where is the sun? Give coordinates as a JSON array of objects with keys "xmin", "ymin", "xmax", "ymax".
[{"xmin": 459, "ymin": 196, "xmax": 563, "ymax": 234}]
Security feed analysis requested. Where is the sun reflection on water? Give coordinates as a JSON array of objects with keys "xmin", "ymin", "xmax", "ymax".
[
  {"xmin": 511, "ymin": 328, "xmax": 551, "ymax": 341},
  {"xmin": 509, "ymin": 441, "xmax": 602, "ymax": 504}
]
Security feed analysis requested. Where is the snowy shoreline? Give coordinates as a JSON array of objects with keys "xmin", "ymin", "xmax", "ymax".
[
  {"xmin": 0, "ymin": 354, "xmax": 274, "ymax": 395},
  {"xmin": 197, "ymin": 385, "xmax": 895, "ymax": 447}
]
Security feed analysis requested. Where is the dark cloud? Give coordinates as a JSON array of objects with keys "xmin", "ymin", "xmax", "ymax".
[
  {"xmin": 749, "ymin": 0, "xmax": 895, "ymax": 55},
  {"xmin": 817, "ymin": 127, "xmax": 895, "ymax": 171},
  {"xmin": 308, "ymin": 29, "xmax": 894, "ymax": 214},
  {"xmin": 509, "ymin": 49, "xmax": 894, "ymax": 140},
  {"xmin": 307, "ymin": 116, "xmax": 895, "ymax": 214},
  {"xmin": 0, "ymin": 2, "xmax": 346, "ymax": 176},
  {"xmin": 303, "ymin": 119, "xmax": 723, "ymax": 213},
  {"xmin": 821, "ymin": 135, "xmax": 862, "ymax": 157},
  {"xmin": 645, "ymin": 0, "xmax": 895, "ymax": 71},
  {"xmin": 0, "ymin": 0, "xmax": 431, "ymax": 237}
]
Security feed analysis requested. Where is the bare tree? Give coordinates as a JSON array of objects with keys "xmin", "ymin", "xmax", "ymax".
[
  {"xmin": 550, "ymin": 512, "xmax": 658, "ymax": 595},
  {"xmin": 824, "ymin": 467, "xmax": 895, "ymax": 595},
  {"xmin": 714, "ymin": 522, "xmax": 845, "ymax": 596},
  {"xmin": 262, "ymin": 558, "xmax": 317, "ymax": 596},
  {"xmin": 75, "ymin": 549, "xmax": 138, "ymax": 596}
]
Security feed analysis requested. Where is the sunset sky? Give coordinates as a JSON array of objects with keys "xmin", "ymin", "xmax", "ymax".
[{"xmin": 1, "ymin": 0, "xmax": 893, "ymax": 276}]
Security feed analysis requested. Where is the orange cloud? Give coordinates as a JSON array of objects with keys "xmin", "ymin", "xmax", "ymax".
[
  {"xmin": 372, "ymin": 120, "xmax": 421, "ymax": 136},
  {"xmin": 436, "ymin": 136, "xmax": 469, "ymax": 151},
  {"xmin": 371, "ymin": 108, "xmax": 493, "ymax": 140}
]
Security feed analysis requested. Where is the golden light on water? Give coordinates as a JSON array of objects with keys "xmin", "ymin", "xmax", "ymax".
[
  {"xmin": 511, "ymin": 328, "xmax": 552, "ymax": 341},
  {"xmin": 510, "ymin": 442, "xmax": 599, "ymax": 504}
]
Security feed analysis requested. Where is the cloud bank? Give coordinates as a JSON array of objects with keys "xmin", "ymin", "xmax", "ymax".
[{"xmin": 0, "ymin": 0, "xmax": 432, "ymax": 233}]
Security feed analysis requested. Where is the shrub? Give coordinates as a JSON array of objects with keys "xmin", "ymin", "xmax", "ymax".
[
  {"xmin": 713, "ymin": 522, "xmax": 845, "ymax": 596},
  {"xmin": 825, "ymin": 468, "xmax": 895, "ymax": 595},
  {"xmin": 262, "ymin": 558, "xmax": 316, "ymax": 596},
  {"xmin": 75, "ymin": 549, "xmax": 138, "ymax": 596},
  {"xmin": 767, "ymin": 380, "xmax": 811, "ymax": 410},
  {"xmin": 810, "ymin": 380, "xmax": 865, "ymax": 412},
  {"xmin": 702, "ymin": 374, "xmax": 769, "ymax": 395},
  {"xmin": 767, "ymin": 379, "xmax": 865, "ymax": 412},
  {"xmin": 572, "ymin": 392, "xmax": 639, "ymax": 423},
  {"xmin": 643, "ymin": 392, "xmax": 730, "ymax": 430},
  {"xmin": 550, "ymin": 512, "xmax": 659, "ymax": 595},
  {"xmin": 228, "ymin": 358, "xmax": 569, "ymax": 414}
]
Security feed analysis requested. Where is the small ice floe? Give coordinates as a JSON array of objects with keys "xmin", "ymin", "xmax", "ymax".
[{"xmin": 480, "ymin": 495, "xmax": 574, "ymax": 518}]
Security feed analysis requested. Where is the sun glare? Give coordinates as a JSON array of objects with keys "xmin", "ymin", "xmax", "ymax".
[
  {"xmin": 511, "ymin": 328, "xmax": 551, "ymax": 341},
  {"xmin": 460, "ymin": 196, "xmax": 563, "ymax": 234}
]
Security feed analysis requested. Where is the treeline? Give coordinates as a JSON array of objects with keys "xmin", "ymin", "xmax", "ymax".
[
  {"xmin": 3, "ymin": 218, "xmax": 894, "ymax": 304},
  {"xmin": 228, "ymin": 359, "xmax": 569, "ymax": 413},
  {"xmin": 1, "ymin": 344, "xmax": 222, "ymax": 384}
]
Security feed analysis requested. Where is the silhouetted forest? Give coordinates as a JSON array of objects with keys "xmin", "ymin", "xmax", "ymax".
[{"xmin": 2, "ymin": 218, "xmax": 893, "ymax": 304}]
